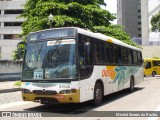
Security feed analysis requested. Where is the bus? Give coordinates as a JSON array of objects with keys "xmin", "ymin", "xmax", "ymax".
[
  {"xmin": 17, "ymin": 27, "xmax": 144, "ymax": 106},
  {"xmin": 144, "ymin": 58, "xmax": 160, "ymax": 77}
]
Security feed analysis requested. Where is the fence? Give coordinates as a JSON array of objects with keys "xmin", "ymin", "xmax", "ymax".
[{"xmin": 0, "ymin": 60, "xmax": 22, "ymax": 81}]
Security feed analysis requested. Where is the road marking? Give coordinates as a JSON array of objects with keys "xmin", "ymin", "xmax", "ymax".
[
  {"xmin": 148, "ymin": 104, "xmax": 160, "ymax": 120},
  {"xmin": 0, "ymin": 101, "xmax": 33, "ymax": 110}
]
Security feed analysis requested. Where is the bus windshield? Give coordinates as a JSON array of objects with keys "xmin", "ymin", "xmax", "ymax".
[{"xmin": 22, "ymin": 39, "xmax": 77, "ymax": 80}]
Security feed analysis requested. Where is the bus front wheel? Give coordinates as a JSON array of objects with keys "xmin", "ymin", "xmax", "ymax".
[{"xmin": 92, "ymin": 82, "xmax": 103, "ymax": 106}]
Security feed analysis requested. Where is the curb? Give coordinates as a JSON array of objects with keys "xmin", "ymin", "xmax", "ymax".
[{"xmin": 0, "ymin": 88, "xmax": 21, "ymax": 93}]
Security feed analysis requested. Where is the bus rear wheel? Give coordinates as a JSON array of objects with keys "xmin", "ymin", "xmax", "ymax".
[
  {"xmin": 92, "ymin": 82, "xmax": 103, "ymax": 106},
  {"xmin": 129, "ymin": 77, "xmax": 134, "ymax": 92},
  {"xmin": 152, "ymin": 71, "xmax": 156, "ymax": 77}
]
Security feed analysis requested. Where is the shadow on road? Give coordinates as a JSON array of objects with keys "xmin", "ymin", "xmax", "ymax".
[
  {"xmin": 24, "ymin": 87, "xmax": 144, "ymax": 116},
  {"xmin": 102, "ymin": 87, "xmax": 144, "ymax": 106}
]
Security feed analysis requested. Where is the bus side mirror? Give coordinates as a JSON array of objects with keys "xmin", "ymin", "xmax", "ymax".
[{"xmin": 17, "ymin": 42, "xmax": 26, "ymax": 60}]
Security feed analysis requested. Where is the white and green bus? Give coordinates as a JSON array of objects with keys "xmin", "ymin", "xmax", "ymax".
[{"xmin": 17, "ymin": 27, "xmax": 144, "ymax": 106}]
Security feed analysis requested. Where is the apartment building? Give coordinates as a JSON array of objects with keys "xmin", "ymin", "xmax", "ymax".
[
  {"xmin": 0, "ymin": 0, "xmax": 25, "ymax": 60},
  {"xmin": 117, "ymin": 0, "xmax": 146, "ymax": 45},
  {"xmin": 141, "ymin": 0, "xmax": 149, "ymax": 46}
]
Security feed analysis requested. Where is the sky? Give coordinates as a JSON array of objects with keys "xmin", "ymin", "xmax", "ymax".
[
  {"xmin": 104, "ymin": 0, "xmax": 117, "ymax": 14},
  {"xmin": 103, "ymin": 0, "xmax": 117, "ymax": 24}
]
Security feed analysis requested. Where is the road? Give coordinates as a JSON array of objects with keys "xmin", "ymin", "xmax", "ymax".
[{"xmin": 0, "ymin": 76, "xmax": 160, "ymax": 120}]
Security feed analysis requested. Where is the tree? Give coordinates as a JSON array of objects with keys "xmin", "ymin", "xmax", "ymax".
[
  {"xmin": 13, "ymin": 0, "xmax": 138, "ymax": 60},
  {"xmin": 151, "ymin": 11, "xmax": 160, "ymax": 32},
  {"xmin": 93, "ymin": 25, "xmax": 138, "ymax": 47}
]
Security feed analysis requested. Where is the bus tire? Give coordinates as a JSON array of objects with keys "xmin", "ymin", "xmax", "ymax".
[
  {"xmin": 152, "ymin": 71, "xmax": 156, "ymax": 77},
  {"xmin": 129, "ymin": 77, "xmax": 134, "ymax": 92},
  {"xmin": 92, "ymin": 82, "xmax": 103, "ymax": 106}
]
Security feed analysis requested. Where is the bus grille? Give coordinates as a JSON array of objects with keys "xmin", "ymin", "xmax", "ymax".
[{"xmin": 33, "ymin": 90, "xmax": 57, "ymax": 95}]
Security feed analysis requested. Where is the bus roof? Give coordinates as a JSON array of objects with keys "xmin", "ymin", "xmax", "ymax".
[
  {"xmin": 76, "ymin": 27, "xmax": 141, "ymax": 51},
  {"xmin": 29, "ymin": 27, "xmax": 141, "ymax": 51},
  {"xmin": 144, "ymin": 58, "xmax": 160, "ymax": 61}
]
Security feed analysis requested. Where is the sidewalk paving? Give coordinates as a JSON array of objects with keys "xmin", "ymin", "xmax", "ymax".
[{"xmin": 0, "ymin": 81, "xmax": 21, "ymax": 93}]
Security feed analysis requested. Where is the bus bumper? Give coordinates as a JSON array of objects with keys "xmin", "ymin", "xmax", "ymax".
[{"xmin": 22, "ymin": 90, "xmax": 80, "ymax": 104}]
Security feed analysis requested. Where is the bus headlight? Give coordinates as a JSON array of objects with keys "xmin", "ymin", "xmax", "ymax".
[
  {"xmin": 22, "ymin": 89, "xmax": 31, "ymax": 94},
  {"xmin": 59, "ymin": 89, "xmax": 76, "ymax": 94},
  {"xmin": 59, "ymin": 90, "xmax": 71, "ymax": 94}
]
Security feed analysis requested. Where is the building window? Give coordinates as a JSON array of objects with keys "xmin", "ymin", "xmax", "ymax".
[
  {"xmin": 0, "ymin": 47, "xmax": 1, "ymax": 59},
  {"xmin": 138, "ymin": 34, "xmax": 141, "ymax": 37},
  {"xmin": 138, "ymin": 28, "xmax": 141, "ymax": 31},
  {"xmin": 138, "ymin": 22, "xmax": 141, "ymax": 25},
  {"xmin": 138, "ymin": 9, "xmax": 141, "ymax": 13},
  {"xmin": 4, "ymin": 22, "xmax": 22, "ymax": 26},
  {"xmin": 4, "ymin": 10, "xmax": 23, "ymax": 14},
  {"xmin": 4, "ymin": 34, "xmax": 20, "ymax": 39}
]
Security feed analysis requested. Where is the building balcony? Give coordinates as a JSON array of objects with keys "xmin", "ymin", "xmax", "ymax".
[
  {"xmin": 0, "ymin": 27, "xmax": 22, "ymax": 34},
  {"xmin": 0, "ymin": 1, "xmax": 26, "ymax": 10},
  {"xmin": 0, "ymin": 14, "xmax": 24, "ymax": 22}
]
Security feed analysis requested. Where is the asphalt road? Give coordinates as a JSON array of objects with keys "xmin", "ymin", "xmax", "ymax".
[{"xmin": 1, "ymin": 76, "xmax": 160, "ymax": 120}]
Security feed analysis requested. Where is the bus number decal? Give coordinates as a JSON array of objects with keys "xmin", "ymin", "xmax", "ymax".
[
  {"xmin": 34, "ymin": 72, "xmax": 43, "ymax": 79},
  {"xmin": 59, "ymin": 84, "xmax": 71, "ymax": 89}
]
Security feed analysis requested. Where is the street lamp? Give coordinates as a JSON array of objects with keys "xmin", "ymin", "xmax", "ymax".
[{"xmin": 48, "ymin": 14, "xmax": 53, "ymax": 28}]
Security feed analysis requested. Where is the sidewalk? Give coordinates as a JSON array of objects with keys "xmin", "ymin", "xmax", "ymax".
[{"xmin": 0, "ymin": 81, "xmax": 21, "ymax": 93}]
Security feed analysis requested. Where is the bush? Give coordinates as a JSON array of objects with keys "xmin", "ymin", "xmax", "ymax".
[{"xmin": 14, "ymin": 81, "xmax": 21, "ymax": 86}]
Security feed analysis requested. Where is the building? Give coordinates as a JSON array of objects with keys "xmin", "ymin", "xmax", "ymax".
[
  {"xmin": 141, "ymin": 0, "xmax": 149, "ymax": 46},
  {"xmin": 148, "ymin": 0, "xmax": 160, "ymax": 45},
  {"xmin": 117, "ymin": 0, "xmax": 143, "ymax": 45},
  {"xmin": 0, "ymin": 0, "xmax": 25, "ymax": 60}
]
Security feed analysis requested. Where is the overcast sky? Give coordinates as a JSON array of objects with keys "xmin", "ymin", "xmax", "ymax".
[
  {"xmin": 102, "ymin": 0, "xmax": 117, "ymax": 24},
  {"xmin": 104, "ymin": 0, "xmax": 117, "ymax": 14}
]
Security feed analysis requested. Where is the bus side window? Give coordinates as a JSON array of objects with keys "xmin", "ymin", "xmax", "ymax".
[
  {"xmin": 137, "ymin": 52, "xmax": 142, "ymax": 65},
  {"xmin": 94, "ymin": 41, "xmax": 105, "ymax": 64},
  {"xmin": 128, "ymin": 49, "xmax": 132, "ymax": 64},
  {"xmin": 121, "ymin": 47, "xmax": 128, "ymax": 64},
  {"xmin": 105, "ymin": 43, "xmax": 114, "ymax": 64},
  {"xmin": 133, "ymin": 51, "xmax": 138, "ymax": 65},
  {"xmin": 114, "ymin": 45, "xmax": 121, "ymax": 64},
  {"xmin": 146, "ymin": 62, "xmax": 151, "ymax": 69},
  {"xmin": 153, "ymin": 61, "xmax": 158, "ymax": 66}
]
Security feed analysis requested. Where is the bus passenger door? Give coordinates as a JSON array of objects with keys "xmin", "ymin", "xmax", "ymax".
[{"xmin": 78, "ymin": 34, "xmax": 94, "ymax": 101}]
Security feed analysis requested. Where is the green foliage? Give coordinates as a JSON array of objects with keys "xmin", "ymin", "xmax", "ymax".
[
  {"xmin": 152, "ymin": 56, "xmax": 160, "ymax": 59},
  {"xmin": 14, "ymin": 81, "xmax": 21, "ymax": 86},
  {"xmin": 19, "ymin": 0, "xmax": 115, "ymax": 39},
  {"xmin": 93, "ymin": 25, "xmax": 139, "ymax": 47},
  {"xmin": 151, "ymin": 11, "xmax": 160, "ymax": 32},
  {"xmin": 12, "ymin": 43, "xmax": 25, "ymax": 60},
  {"xmin": 13, "ymin": 0, "xmax": 138, "ymax": 60}
]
